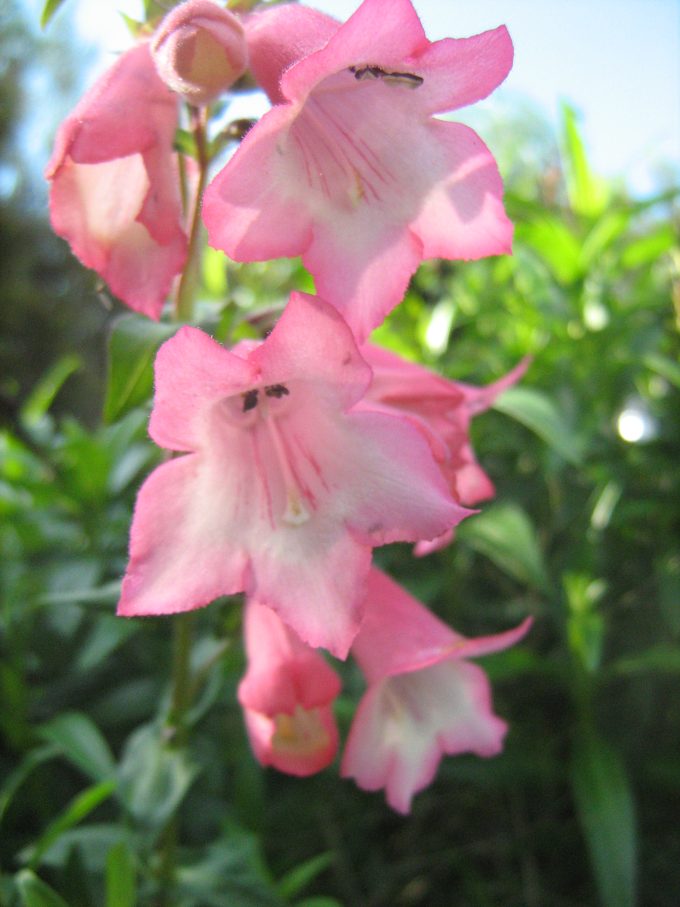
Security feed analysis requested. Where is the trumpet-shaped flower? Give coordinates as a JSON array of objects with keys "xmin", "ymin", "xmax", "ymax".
[
  {"xmin": 118, "ymin": 293, "xmax": 468, "ymax": 657},
  {"xmin": 362, "ymin": 346, "xmax": 529, "ymax": 554},
  {"xmin": 341, "ymin": 568, "xmax": 532, "ymax": 813},
  {"xmin": 238, "ymin": 598, "xmax": 341, "ymax": 776},
  {"xmin": 203, "ymin": 0, "xmax": 513, "ymax": 341},
  {"xmin": 45, "ymin": 44, "xmax": 186, "ymax": 319}
]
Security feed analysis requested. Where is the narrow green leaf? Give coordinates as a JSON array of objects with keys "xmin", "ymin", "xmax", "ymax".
[
  {"xmin": 40, "ymin": 0, "xmax": 69, "ymax": 28},
  {"xmin": 117, "ymin": 724, "xmax": 199, "ymax": 828},
  {"xmin": 24, "ymin": 781, "xmax": 116, "ymax": 870},
  {"xmin": 494, "ymin": 386, "xmax": 585, "ymax": 465},
  {"xmin": 571, "ymin": 729, "xmax": 637, "ymax": 907},
  {"xmin": 16, "ymin": 870, "xmax": 71, "ymax": 907},
  {"xmin": 277, "ymin": 853, "xmax": 333, "ymax": 900},
  {"xmin": 106, "ymin": 841, "xmax": 136, "ymax": 907},
  {"xmin": 621, "ymin": 223, "xmax": 676, "ymax": 269},
  {"xmin": 37, "ymin": 713, "xmax": 116, "ymax": 783},
  {"xmin": 0, "ymin": 745, "xmax": 59, "ymax": 826},
  {"xmin": 561, "ymin": 103, "xmax": 608, "ymax": 217},
  {"xmin": 103, "ymin": 315, "xmax": 179, "ymax": 424},
  {"xmin": 20, "ymin": 355, "xmax": 81, "ymax": 429},
  {"xmin": 458, "ymin": 502, "xmax": 551, "ymax": 593}
]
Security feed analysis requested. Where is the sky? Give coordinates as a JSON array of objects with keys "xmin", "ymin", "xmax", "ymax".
[{"xmin": 55, "ymin": 0, "xmax": 680, "ymax": 196}]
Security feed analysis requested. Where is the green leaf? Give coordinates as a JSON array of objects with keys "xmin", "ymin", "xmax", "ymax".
[
  {"xmin": 571, "ymin": 729, "xmax": 637, "ymax": 907},
  {"xmin": 295, "ymin": 900, "xmax": 343, "ymax": 907},
  {"xmin": 609, "ymin": 645, "xmax": 680, "ymax": 677},
  {"xmin": 40, "ymin": 0, "xmax": 69, "ymax": 28},
  {"xmin": 20, "ymin": 355, "xmax": 81, "ymax": 431},
  {"xmin": 103, "ymin": 315, "xmax": 180, "ymax": 424},
  {"xmin": 277, "ymin": 853, "xmax": 333, "ymax": 900},
  {"xmin": 493, "ymin": 386, "xmax": 585, "ymax": 465},
  {"xmin": 621, "ymin": 223, "xmax": 677, "ymax": 269},
  {"xmin": 37, "ymin": 713, "xmax": 116, "ymax": 783},
  {"xmin": 0, "ymin": 745, "xmax": 59, "ymax": 826},
  {"xmin": 458, "ymin": 502, "xmax": 551, "ymax": 593},
  {"xmin": 644, "ymin": 352, "xmax": 680, "ymax": 391},
  {"xmin": 117, "ymin": 724, "xmax": 199, "ymax": 828},
  {"xmin": 561, "ymin": 103, "xmax": 608, "ymax": 217},
  {"xmin": 516, "ymin": 215, "xmax": 582, "ymax": 284},
  {"xmin": 16, "ymin": 870, "xmax": 71, "ymax": 907},
  {"xmin": 23, "ymin": 781, "xmax": 116, "ymax": 870},
  {"xmin": 106, "ymin": 841, "xmax": 136, "ymax": 907}
]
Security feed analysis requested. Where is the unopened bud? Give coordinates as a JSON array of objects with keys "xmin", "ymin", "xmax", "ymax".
[{"xmin": 152, "ymin": 0, "xmax": 248, "ymax": 106}]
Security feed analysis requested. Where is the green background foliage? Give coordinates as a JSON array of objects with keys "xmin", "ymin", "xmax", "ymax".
[{"xmin": 1, "ymin": 2, "xmax": 679, "ymax": 905}]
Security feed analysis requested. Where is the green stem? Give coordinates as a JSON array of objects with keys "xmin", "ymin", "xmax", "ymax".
[
  {"xmin": 174, "ymin": 106, "xmax": 210, "ymax": 323},
  {"xmin": 155, "ymin": 612, "xmax": 195, "ymax": 905}
]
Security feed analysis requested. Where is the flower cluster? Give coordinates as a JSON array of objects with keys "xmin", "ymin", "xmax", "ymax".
[{"xmin": 48, "ymin": 0, "xmax": 531, "ymax": 811}]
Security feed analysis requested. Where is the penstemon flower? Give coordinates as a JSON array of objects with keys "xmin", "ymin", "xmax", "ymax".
[
  {"xmin": 45, "ymin": 43, "xmax": 187, "ymax": 319},
  {"xmin": 341, "ymin": 568, "xmax": 532, "ymax": 813},
  {"xmin": 362, "ymin": 345, "xmax": 529, "ymax": 554},
  {"xmin": 238, "ymin": 597, "xmax": 341, "ymax": 776},
  {"xmin": 204, "ymin": 0, "xmax": 514, "ymax": 341},
  {"xmin": 117, "ymin": 293, "xmax": 468, "ymax": 657}
]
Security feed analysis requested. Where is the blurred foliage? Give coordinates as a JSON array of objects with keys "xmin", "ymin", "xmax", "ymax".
[{"xmin": 2, "ymin": 4, "xmax": 680, "ymax": 905}]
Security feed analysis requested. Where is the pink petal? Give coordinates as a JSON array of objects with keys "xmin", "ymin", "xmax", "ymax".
[
  {"xmin": 203, "ymin": 105, "xmax": 314, "ymax": 261},
  {"xmin": 249, "ymin": 292, "xmax": 371, "ymax": 411},
  {"xmin": 416, "ymin": 27, "xmax": 513, "ymax": 115},
  {"xmin": 341, "ymin": 660, "xmax": 508, "ymax": 813},
  {"xmin": 117, "ymin": 455, "xmax": 250, "ymax": 616},
  {"xmin": 243, "ymin": 703, "xmax": 339, "ymax": 777},
  {"xmin": 353, "ymin": 568, "xmax": 533, "ymax": 681},
  {"xmin": 149, "ymin": 325, "xmax": 260, "ymax": 453},
  {"xmin": 244, "ymin": 5, "xmax": 340, "ymax": 104},
  {"xmin": 410, "ymin": 120, "xmax": 513, "ymax": 261},
  {"xmin": 280, "ymin": 0, "xmax": 428, "ymax": 103}
]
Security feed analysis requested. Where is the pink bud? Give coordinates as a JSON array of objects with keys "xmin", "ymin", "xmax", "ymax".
[{"xmin": 152, "ymin": 0, "xmax": 248, "ymax": 106}]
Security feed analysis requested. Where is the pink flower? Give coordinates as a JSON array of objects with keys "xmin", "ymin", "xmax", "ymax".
[
  {"xmin": 151, "ymin": 0, "xmax": 248, "ymax": 106},
  {"xmin": 45, "ymin": 44, "xmax": 186, "ymax": 319},
  {"xmin": 362, "ymin": 346, "xmax": 529, "ymax": 554},
  {"xmin": 117, "ymin": 293, "xmax": 468, "ymax": 657},
  {"xmin": 203, "ymin": 0, "xmax": 513, "ymax": 341},
  {"xmin": 238, "ymin": 598, "xmax": 341, "ymax": 776},
  {"xmin": 341, "ymin": 568, "xmax": 532, "ymax": 813}
]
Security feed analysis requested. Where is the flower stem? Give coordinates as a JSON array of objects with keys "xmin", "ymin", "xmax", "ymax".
[
  {"xmin": 155, "ymin": 611, "xmax": 195, "ymax": 905},
  {"xmin": 175, "ymin": 106, "xmax": 210, "ymax": 323}
]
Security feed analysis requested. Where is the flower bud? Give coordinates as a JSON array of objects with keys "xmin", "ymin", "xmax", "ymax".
[{"xmin": 151, "ymin": 0, "xmax": 247, "ymax": 106}]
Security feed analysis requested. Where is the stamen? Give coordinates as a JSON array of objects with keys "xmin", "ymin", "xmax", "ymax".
[
  {"xmin": 242, "ymin": 388, "xmax": 259, "ymax": 412},
  {"xmin": 262, "ymin": 408, "xmax": 310, "ymax": 526},
  {"xmin": 265, "ymin": 383, "xmax": 290, "ymax": 399},
  {"xmin": 348, "ymin": 64, "xmax": 423, "ymax": 89}
]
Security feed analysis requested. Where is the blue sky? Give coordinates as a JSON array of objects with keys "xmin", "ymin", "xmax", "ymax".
[{"xmin": 66, "ymin": 0, "xmax": 680, "ymax": 196}]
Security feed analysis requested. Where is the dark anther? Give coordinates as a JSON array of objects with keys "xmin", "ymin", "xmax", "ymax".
[
  {"xmin": 242, "ymin": 389, "xmax": 259, "ymax": 412},
  {"xmin": 265, "ymin": 384, "xmax": 290, "ymax": 399},
  {"xmin": 225, "ymin": 118, "xmax": 256, "ymax": 141},
  {"xmin": 349, "ymin": 64, "xmax": 423, "ymax": 89}
]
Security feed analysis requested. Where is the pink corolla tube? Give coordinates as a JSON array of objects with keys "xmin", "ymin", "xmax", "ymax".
[
  {"xmin": 46, "ymin": 43, "xmax": 186, "ymax": 319},
  {"xmin": 362, "ymin": 345, "xmax": 530, "ymax": 554},
  {"xmin": 117, "ymin": 293, "xmax": 469, "ymax": 658},
  {"xmin": 341, "ymin": 568, "xmax": 532, "ymax": 813},
  {"xmin": 238, "ymin": 598, "xmax": 341, "ymax": 776},
  {"xmin": 203, "ymin": 0, "xmax": 514, "ymax": 341}
]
